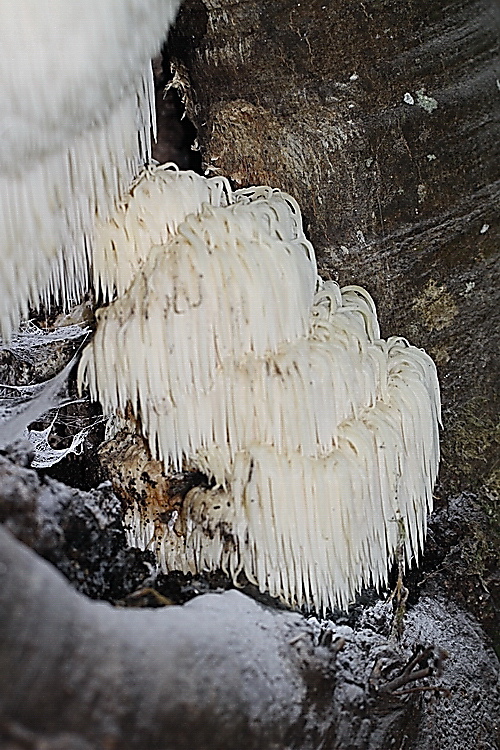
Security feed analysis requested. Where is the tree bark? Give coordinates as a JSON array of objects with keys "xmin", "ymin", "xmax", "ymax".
[
  {"xmin": 0, "ymin": 525, "xmax": 312, "ymax": 750},
  {"xmin": 1, "ymin": 518, "xmax": 499, "ymax": 750},
  {"xmin": 1, "ymin": 454, "xmax": 499, "ymax": 750},
  {"xmin": 167, "ymin": 0, "xmax": 500, "ymax": 643}
]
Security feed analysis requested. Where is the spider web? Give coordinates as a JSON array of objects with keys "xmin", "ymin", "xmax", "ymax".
[{"xmin": 0, "ymin": 322, "xmax": 101, "ymax": 465}]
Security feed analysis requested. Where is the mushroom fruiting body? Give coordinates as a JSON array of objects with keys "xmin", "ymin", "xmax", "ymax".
[
  {"xmin": 79, "ymin": 166, "xmax": 441, "ymax": 613},
  {"xmin": 92, "ymin": 164, "xmax": 235, "ymax": 302},
  {"xmin": 0, "ymin": 0, "xmax": 181, "ymax": 341},
  {"xmin": 80, "ymin": 166, "xmax": 319, "ymax": 471},
  {"xmin": 0, "ymin": 2, "xmax": 441, "ymax": 613}
]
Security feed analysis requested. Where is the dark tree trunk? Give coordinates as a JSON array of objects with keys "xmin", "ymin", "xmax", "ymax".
[{"xmin": 167, "ymin": 0, "xmax": 500, "ymax": 641}]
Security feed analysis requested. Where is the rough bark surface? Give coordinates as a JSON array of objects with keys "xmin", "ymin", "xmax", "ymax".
[
  {"xmin": 1, "ymin": 447, "xmax": 499, "ymax": 749},
  {"xmin": 0, "ymin": 525, "xmax": 312, "ymax": 750},
  {"xmin": 1, "ymin": 512, "xmax": 499, "ymax": 750}
]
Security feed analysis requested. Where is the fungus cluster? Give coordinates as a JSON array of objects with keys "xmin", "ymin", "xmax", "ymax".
[
  {"xmin": 0, "ymin": 4, "xmax": 440, "ymax": 612},
  {"xmin": 79, "ymin": 164, "xmax": 441, "ymax": 612},
  {"xmin": 0, "ymin": 0, "xmax": 181, "ymax": 341}
]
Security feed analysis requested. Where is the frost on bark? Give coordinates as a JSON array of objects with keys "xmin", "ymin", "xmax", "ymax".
[
  {"xmin": 1, "ymin": 1, "xmax": 500, "ymax": 749},
  {"xmin": 0, "ymin": 481, "xmax": 498, "ymax": 750}
]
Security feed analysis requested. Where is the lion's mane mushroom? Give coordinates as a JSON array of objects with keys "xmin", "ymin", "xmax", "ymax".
[
  {"xmin": 92, "ymin": 164, "xmax": 235, "ymax": 302},
  {"xmin": 79, "ymin": 170, "xmax": 441, "ymax": 613},
  {"xmin": 0, "ymin": 0, "xmax": 181, "ymax": 341},
  {"xmin": 79, "ymin": 166, "xmax": 319, "ymax": 473}
]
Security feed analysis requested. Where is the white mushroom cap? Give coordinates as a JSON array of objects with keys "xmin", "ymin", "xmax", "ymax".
[{"xmin": 92, "ymin": 164, "xmax": 234, "ymax": 301}]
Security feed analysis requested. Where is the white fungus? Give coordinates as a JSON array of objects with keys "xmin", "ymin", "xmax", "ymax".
[
  {"xmin": 79, "ymin": 185, "xmax": 318, "ymax": 471},
  {"xmin": 92, "ymin": 164, "xmax": 234, "ymax": 301},
  {"xmin": 0, "ymin": 0, "xmax": 442, "ymax": 614},
  {"xmin": 0, "ymin": 0, "xmax": 181, "ymax": 341},
  {"xmin": 79, "ymin": 171, "xmax": 441, "ymax": 613}
]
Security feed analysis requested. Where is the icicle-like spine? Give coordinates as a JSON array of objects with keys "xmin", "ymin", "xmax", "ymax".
[
  {"xmin": 79, "ymin": 170, "xmax": 441, "ymax": 614},
  {"xmin": 0, "ymin": 75, "xmax": 150, "ymax": 339},
  {"xmin": 0, "ymin": 0, "xmax": 182, "ymax": 341},
  {"xmin": 92, "ymin": 164, "xmax": 234, "ymax": 301}
]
